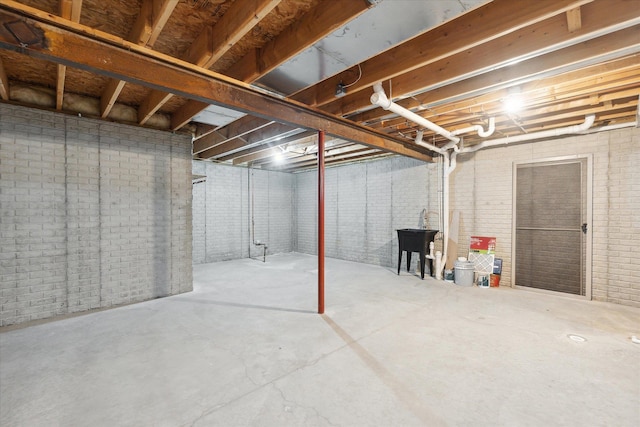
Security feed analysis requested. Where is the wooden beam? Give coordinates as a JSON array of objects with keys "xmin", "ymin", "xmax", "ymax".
[
  {"xmin": 138, "ymin": 0, "xmax": 280, "ymax": 125},
  {"xmin": 100, "ymin": 0, "xmax": 178, "ymax": 118},
  {"xmin": 172, "ymin": 0, "xmax": 372, "ymax": 130},
  {"xmin": 322, "ymin": 0, "xmax": 640, "ymax": 117},
  {"xmin": 56, "ymin": 0, "xmax": 82, "ymax": 110},
  {"xmin": 137, "ymin": 90, "xmax": 173, "ymax": 124},
  {"xmin": 0, "ymin": 3, "xmax": 432, "ymax": 162},
  {"xmin": 276, "ymin": 148, "xmax": 382, "ymax": 171},
  {"xmin": 55, "ymin": 64, "xmax": 66, "ymax": 109},
  {"xmin": 59, "ymin": 0, "xmax": 82, "ymax": 22},
  {"xmin": 171, "ymin": 100, "xmax": 209, "ymax": 130},
  {"xmin": 128, "ymin": 0, "xmax": 177, "ymax": 47},
  {"xmin": 100, "ymin": 78, "xmax": 126, "ymax": 118},
  {"xmin": 203, "ymin": 0, "xmax": 280, "ymax": 69},
  {"xmin": 374, "ymin": 70, "xmax": 640, "ymax": 132},
  {"xmin": 566, "ymin": 7, "xmax": 582, "ymax": 32},
  {"xmin": 252, "ymin": 143, "xmax": 363, "ymax": 167},
  {"xmin": 228, "ymin": 131, "xmax": 317, "ymax": 163},
  {"xmin": 291, "ymin": 0, "xmax": 594, "ymax": 107},
  {"xmin": 0, "ymin": 56, "xmax": 8, "ymax": 100},
  {"xmin": 199, "ymin": 123, "xmax": 302, "ymax": 159},
  {"xmin": 227, "ymin": 0, "xmax": 372, "ymax": 82},
  {"xmin": 352, "ymin": 55, "xmax": 640, "ymax": 124},
  {"xmin": 193, "ymin": 115, "xmax": 273, "ymax": 154}
]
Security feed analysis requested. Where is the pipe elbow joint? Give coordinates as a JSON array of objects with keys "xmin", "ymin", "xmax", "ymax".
[
  {"xmin": 370, "ymin": 92, "xmax": 391, "ymax": 110},
  {"xmin": 477, "ymin": 117, "xmax": 496, "ymax": 138}
]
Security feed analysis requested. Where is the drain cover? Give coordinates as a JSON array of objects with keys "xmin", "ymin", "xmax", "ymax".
[{"xmin": 568, "ymin": 334, "xmax": 587, "ymax": 342}]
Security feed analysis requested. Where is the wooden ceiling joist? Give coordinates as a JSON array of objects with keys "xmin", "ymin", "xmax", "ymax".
[
  {"xmin": 370, "ymin": 74, "xmax": 640, "ymax": 134},
  {"xmin": 56, "ymin": 0, "xmax": 83, "ymax": 110},
  {"xmin": 291, "ymin": 0, "xmax": 593, "ymax": 107},
  {"xmin": 226, "ymin": 0, "xmax": 373, "ymax": 82},
  {"xmin": 99, "ymin": 0, "xmax": 178, "ymax": 118},
  {"xmin": 0, "ymin": 56, "xmax": 8, "ymax": 100},
  {"xmin": 199, "ymin": 123, "xmax": 303, "ymax": 159},
  {"xmin": 138, "ymin": 0, "xmax": 281, "ymax": 125},
  {"xmin": 129, "ymin": 0, "xmax": 178, "ymax": 47},
  {"xmin": 349, "ymin": 29, "xmax": 640, "ymax": 135},
  {"xmin": 193, "ymin": 115, "xmax": 275, "ymax": 154},
  {"xmin": 230, "ymin": 130, "xmax": 318, "ymax": 164},
  {"xmin": 323, "ymin": 0, "xmax": 640, "ymax": 117},
  {"xmin": 0, "ymin": 4, "xmax": 431, "ymax": 162},
  {"xmin": 353, "ymin": 55, "xmax": 640, "ymax": 126},
  {"xmin": 171, "ymin": 0, "xmax": 374, "ymax": 131},
  {"xmin": 566, "ymin": 7, "xmax": 582, "ymax": 32}
]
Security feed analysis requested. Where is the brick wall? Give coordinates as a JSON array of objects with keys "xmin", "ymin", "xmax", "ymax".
[
  {"xmin": 295, "ymin": 156, "xmax": 438, "ymax": 271},
  {"xmin": 449, "ymin": 127, "xmax": 640, "ymax": 307},
  {"xmin": 191, "ymin": 161, "xmax": 295, "ymax": 263},
  {"xmin": 0, "ymin": 104, "xmax": 192, "ymax": 326}
]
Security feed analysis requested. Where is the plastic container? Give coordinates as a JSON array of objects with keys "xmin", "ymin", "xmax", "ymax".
[
  {"xmin": 454, "ymin": 260, "xmax": 475, "ymax": 286},
  {"xmin": 490, "ymin": 274, "xmax": 500, "ymax": 287},
  {"xmin": 444, "ymin": 269, "xmax": 454, "ymax": 282},
  {"xmin": 477, "ymin": 274, "xmax": 489, "ymax": 288}
]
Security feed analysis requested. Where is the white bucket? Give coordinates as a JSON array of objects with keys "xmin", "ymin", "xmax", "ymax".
[{"xmin": 454, "ymin": 260, "xmax": 475, "ymax": 286}]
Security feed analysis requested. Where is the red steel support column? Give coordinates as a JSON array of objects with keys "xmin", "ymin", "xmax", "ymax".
[{"xmin": 318, "ymin": 130, "xmax": 325, "ymax": 314}]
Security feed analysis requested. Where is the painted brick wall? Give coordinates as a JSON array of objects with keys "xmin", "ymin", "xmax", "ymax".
[
  {"xmin": 295, "ymin": 156, "xmax": 439, "ymax": 270},
  {"xmin": 191, "ymin": 161, "xmax": 295, "ymax": 263},
  {"xmin": 449, "ymin": 127, "xmax": 640, "ymax": 307},
  {"xmin": 0, "ymin": 103, "xmax": 192, "ymax": 326}
]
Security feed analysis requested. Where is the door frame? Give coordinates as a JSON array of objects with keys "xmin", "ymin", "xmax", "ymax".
[{"xmin": 511, "ymin": 154, "xmax": 593, "ymax": 300}]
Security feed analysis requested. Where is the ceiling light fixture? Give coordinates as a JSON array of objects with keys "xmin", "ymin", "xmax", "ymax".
[
  {"xmin": 503, "ymin": 86, "xmax": 525, "ymax": 114},
  {"xmin": 273, "ymin": 151, "xmax": 284, "ymax": 164},
  {"xmin": 503, "ymin": 94, "xmax": 524, "ymax": 114}
]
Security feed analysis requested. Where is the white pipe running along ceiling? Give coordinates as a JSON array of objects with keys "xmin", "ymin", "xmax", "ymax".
[{"xmin": 370, "ymin": 82, "xmax": 598, "ymax": 279}]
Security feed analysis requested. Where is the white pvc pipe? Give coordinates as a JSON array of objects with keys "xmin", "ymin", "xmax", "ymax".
[
  {"xmin": 461, "ymin": 114, "xmax": 596, "ymax": 153},
  {"xmin": 415, "ymin": 130, "xmax": 446, "ymax": 154},
  {"xmin": 371, "ymin": 84, "xmax": 598, "ymax": 280},
  {"xmin": 442, "ymin": 117, "xmax": 496, "ymax": 150},
  {"xmin": 371, "ymin": 83, "xmax": 460, "ymax": 144}
]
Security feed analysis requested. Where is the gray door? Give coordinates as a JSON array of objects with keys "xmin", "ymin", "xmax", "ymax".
[{"xmin": 515, "ymin": 159, "xmax": 587, "ymax": 295}]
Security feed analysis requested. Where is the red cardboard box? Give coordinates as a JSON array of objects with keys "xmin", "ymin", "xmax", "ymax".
[{"xmin": 469, "ymin": 236, "xmax": 496, "ymax": 254}]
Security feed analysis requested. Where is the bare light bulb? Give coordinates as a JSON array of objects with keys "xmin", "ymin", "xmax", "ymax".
[{"xmin": 503, "ymin": 95, "xmax": 524, "ymax": 114}]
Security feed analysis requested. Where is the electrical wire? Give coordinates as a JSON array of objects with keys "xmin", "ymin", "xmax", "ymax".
[{"xmin": 342, "ymin": 64, "xmax": 362, "ymax": 88}]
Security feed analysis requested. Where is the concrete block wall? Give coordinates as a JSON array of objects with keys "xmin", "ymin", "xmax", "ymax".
[
  {"xmin": 295, "ymin": 156, "xmax": 439, "ymax": 270},
  {"xmin": 449, "ymin": 126, "xmax": 640, "ymax": 307},
  {"xmin": 191, "ymin": 161, "xmax": 295, "ymax": 264},
  {"xmin": 0, "ymin": 103, "xmax": 192, "ymax": 326}
]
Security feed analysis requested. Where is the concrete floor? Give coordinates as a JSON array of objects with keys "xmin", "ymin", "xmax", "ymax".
[{"xmin": 1, "ymin": 252, "xmax": 639, "ymax": 426}]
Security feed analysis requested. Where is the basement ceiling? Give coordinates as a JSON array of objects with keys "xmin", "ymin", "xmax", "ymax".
[{"xmin": 0, "ymin": 0, "xmax": 638, "ymax": 172}]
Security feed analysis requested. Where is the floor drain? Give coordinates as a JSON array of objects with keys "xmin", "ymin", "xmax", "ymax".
[{"xmin": 568, "ymin": 334, "xmax": 587, "ymax": 342}]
